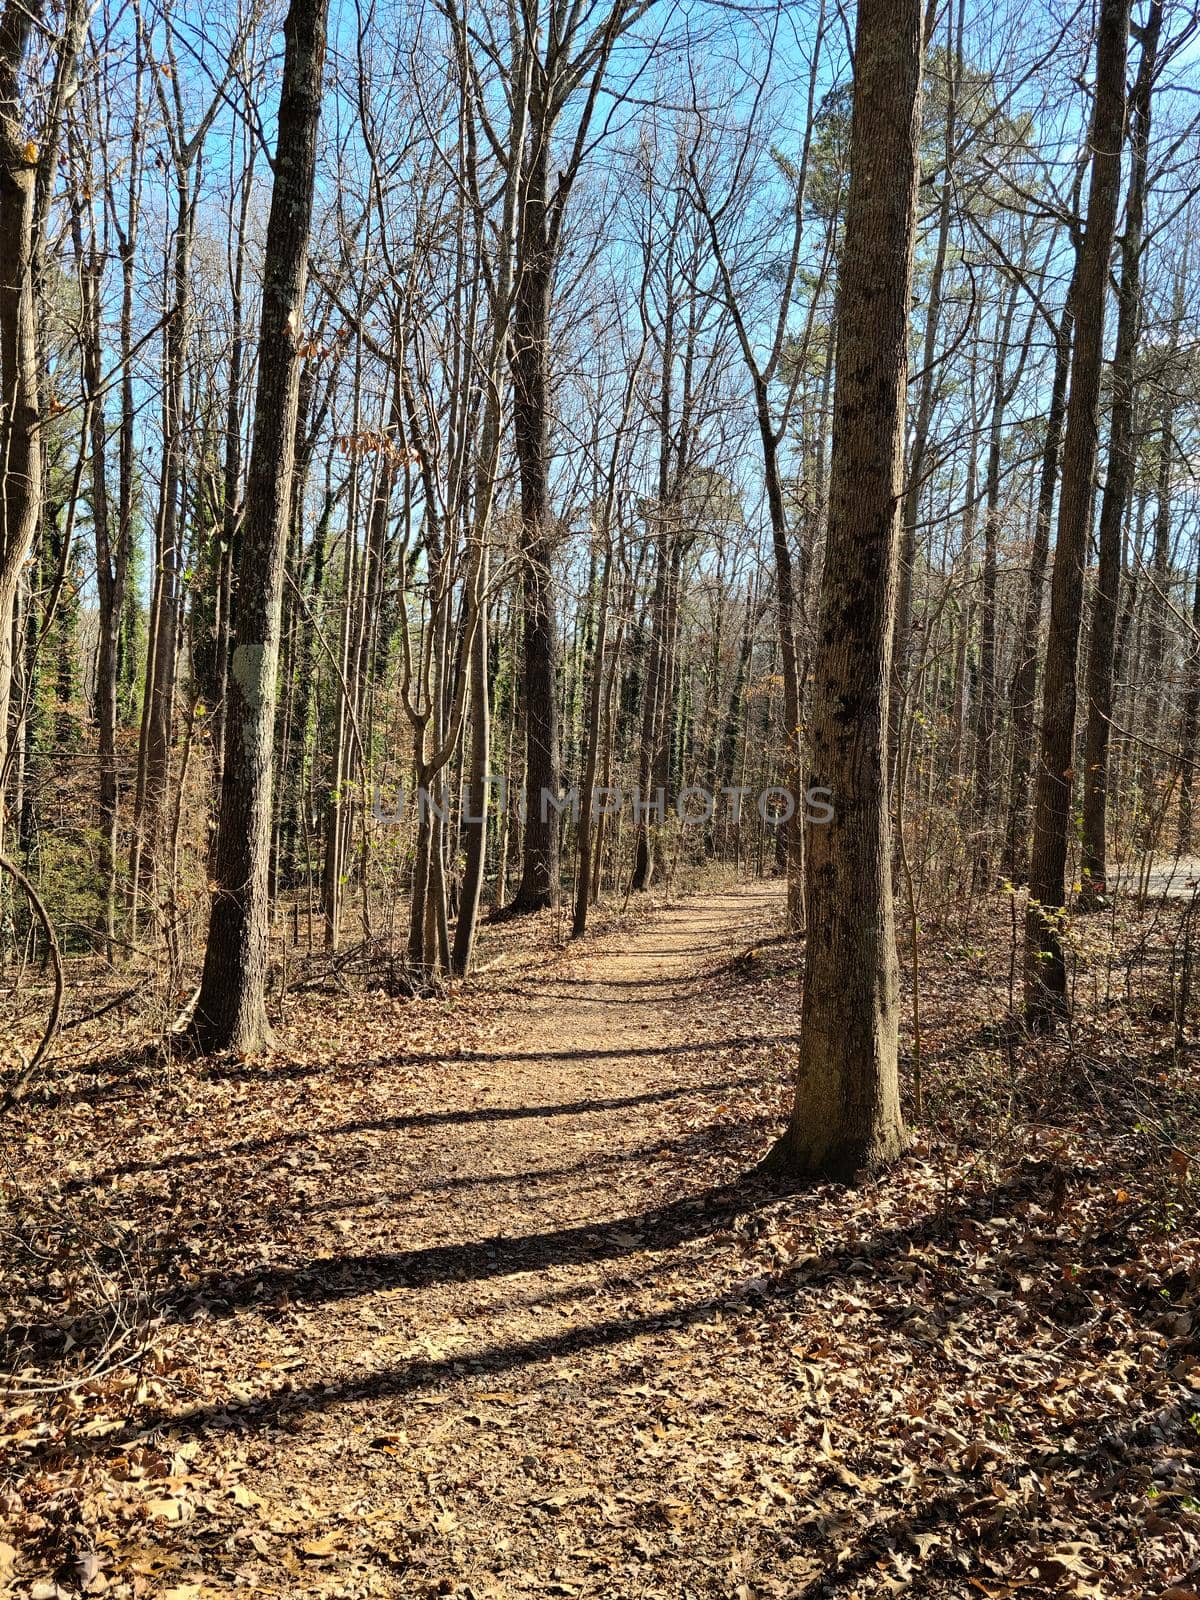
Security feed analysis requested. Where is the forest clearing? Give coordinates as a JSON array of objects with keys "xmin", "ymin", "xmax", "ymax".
[{"xmin": 2, "ymin": 0, "xmax": 1200, "ymax": 1592}]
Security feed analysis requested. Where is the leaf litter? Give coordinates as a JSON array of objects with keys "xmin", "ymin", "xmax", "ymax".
[{"xmin": 2, "ymin": 880, "xmax": 1198, "ymax": 1597}]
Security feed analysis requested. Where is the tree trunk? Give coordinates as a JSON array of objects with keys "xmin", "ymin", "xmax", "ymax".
[
  {"xmin": 759, "ymin": 391, "xmax": 804, "ymax": 929},
  {"xmin": 510, "ymin": 127, "xmax": 561, "ymax": 912},
  {"xmin": 574, "ymin": 533, "xmax": 613, "ymax": 937},
  {"xmin": 889, "ymin": 0, "xmax": 961, "ymax": 790},
  {"xmin": 1138, "ymin": 373, "xmax": 1177, "ymax": 842},
  {"xmin": 760, "ymin": 0, "xmax": 924, "ymax": 1184},
  {"xmin": 193, "ymin": 0, "xmax": 329, "ymax": 1053},
  {"xmin": 1025, "ymin": 0, "xmax": 1129, "ymax": 1029},
  {"xmin": 451, "ymin": 548, "xmax": 490, "ymax": 974},
  {"xmin": 0, "ymin": 0, "xmax": 47, "ymax": 829},
  {"xmin": 69, "ymin": 174, "xmax": 126, "ymax": 950},
  {"xmin": 1080, "ymin": 3, "xmax": 1160, "ymax": 906},
  {"xmin": 972, "ymin": 279, "xmax": 1024, "ymax": 878},
  {"xmin": 950, "ymin": 426, "xmax": 979, "ymax": 786},
  {"xmin": 131, "ymin": 171, "xmax": 196, "ymax": 912},
  {"xmin": 1178, "ymin": 552, "xmax": 1200, "ymax": 854},
  {"xmin": 631, "ymin": 537, "xmax": 669, "ymax": 890},
  {"xmin": 1001, "ymin": 297, "xmax": 1073, "ymax": 882},
  {"xmin": 209, "ymin": 143, "xmax": 256, "ymax": 806}
]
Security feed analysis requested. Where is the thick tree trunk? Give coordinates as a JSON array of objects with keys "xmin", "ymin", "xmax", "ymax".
[
  {"xmin": 510, "ymin": 129, "xmax": 561, "ymax": 912},
  {"xmin": 760, "ymin": 0, "xmax": 923, "ymax": 1184},
  {"xmin": 193, "ymin": 0, "xmax": 329, "ymax": 1053},
  {"xmin": 1025, "ymin": 0, "xmax": 1129, "ymax": 1029}
]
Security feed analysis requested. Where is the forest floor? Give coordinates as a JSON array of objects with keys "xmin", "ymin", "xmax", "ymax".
[{"xmin": 3, "ymin": 875, "xmax": 1200, "ymax": 1599}]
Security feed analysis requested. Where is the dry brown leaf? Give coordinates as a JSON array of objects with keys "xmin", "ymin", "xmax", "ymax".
[{"xmin": 298, "ymin": 1534, "xmax": 345, "ymax": 1559}]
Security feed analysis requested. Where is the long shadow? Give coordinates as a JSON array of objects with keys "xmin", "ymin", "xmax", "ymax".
[
  {"xmin": 102, "ymin": 1197, "xmax": 778, "ymax": 1445},
  {"xmin": 495, "ymin": 990, "xmax": 723, "ymax": 1010},
  {"xmin": 37, "ymin": 964, "xmax": 778, "ymax": 1111},
  {"xmin": 14, "ymin": 1116, "xmax": 778, "ymax": 1375},
  {"xmin": 104, "ymin": 1161, "xmax": 1069, "ymax": 1448},
  {"xmin": 202, "ymin": 1033, "xmax": 796, "ymax": 1086},
  {"xmin": 82, "ymin": 1149, "xmax": 1077, "ymax": 1345},
  {"xmin": 154, "ymin": 1179, "xmax": 769, "ymax": 1323},
  {"xmin": 64, "ymin": 1078, "xmax": 760, "ymax": 1192},
  {"xmin": 434, "ymin": 1033, "xmax": 796, "ymax": 1064},
  {"xmin": 309, "ymin": 1116, "xmax": 773, "ymax": 1213},
  {"xmin": 31, "ymin": 1049, "xmax": 363, "ymax": 1110},
  {"xmin": 576, "ymin": 944, "xmax": 734, "ymax": 960},
  {"xmin": 505, "ymin": 973, "xmax": 702, "ymax": 991}
]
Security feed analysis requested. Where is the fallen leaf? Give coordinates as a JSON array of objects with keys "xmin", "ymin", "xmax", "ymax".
[{"xmin": 298, "ymin": 1535, "xmax": 345, "ymax": 1559}]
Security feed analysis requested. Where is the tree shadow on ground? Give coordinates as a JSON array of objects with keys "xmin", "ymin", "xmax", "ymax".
[
  {"xmin": 63, "ymin": 1073, "xmax": 769, "ymax": 1192},
  {"xmin": 90, "ymin": 1155, "xmax": 1130, "ymax": 1451},
  {"xmin": 307, "ymin": 1114, "xmax": 776, "ymax": 1213},
  {"xmin": 9, "ymin": 1108, "xmax": 779, "ymax": 1376},
  {"xmin": 201, "ymin": 1034, "xmax": 794, "ymax": 1084}
]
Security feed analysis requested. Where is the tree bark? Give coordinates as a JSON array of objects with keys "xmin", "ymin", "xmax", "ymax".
[
  {"xmin": 890, "ymin": 0, "xmax": 961, "ymax": 791},
  {"xmin": 1079, "ymin": 2, "xmax": 1160, "ymax": 906},
  {"xmin": 574, "ymin": 532, "xmax": 614, "ymax": 937},
  {"xmin": 451, "ymin": 546, "xmax": 490, "ymax": 974},
  {"xmin": 131, "ymin": 168, "xmax": 196, "ymax": 911},
  {"xmin": 1138, "ymin": 348, "xmax": 1178, "ymax": 841},
  {"xmin": 760, "ymin": 0, "xmax": 924, "ymax": 1184},
  {"xmin": 0, "ymin": 0, "xmax": 47, "ymax": 827},
  {"xmin": 193, "ymin": 0, "xmax": 329, "ymax": 1053},
  {"xmin": 510, "ymin": 126, "xmax": 561, "ymax": 911},
  {"xmin": 972, "ymin": 277, "xmax": 1027, "ymax": 877},
  {"xmin": 759, "ymin": 392, "xmax": 804, "ymax": 929},
  {"xmin": 77, "ymin": 204, "xmax": 127, "ymax": 950},
  {"xmin": 1178, "ymin": 550, "xmax": 1200, "ymax": 854},
  {"xmin": 1025, "ymin": 0, "xmax": 1129, "ymax": 1029},
  {"xmin": 1001, "ymin": 297, "xmax": 1073, "ymax": 882}
]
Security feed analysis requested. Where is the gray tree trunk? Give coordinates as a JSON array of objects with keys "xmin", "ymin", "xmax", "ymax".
[
  {"xmin": 1079, "ymin": 3, "xmax": 1160, "ymax": 906},
  {"xmin": 193, "ymin": 0, "xmax": 330, "ymax": 1053},
  {"xmin": 1025, "ymin": 0, "xmax": 1129, "ymax": 1029},
  {"xmin": 760, "ymin": 0, "xmax": 924, "ymax": 1184}
]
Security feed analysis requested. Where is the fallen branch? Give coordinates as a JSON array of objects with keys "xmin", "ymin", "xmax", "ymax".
[{"xmin": 62, "ymin": 983, "xmax": 144, "ymax": 1031}]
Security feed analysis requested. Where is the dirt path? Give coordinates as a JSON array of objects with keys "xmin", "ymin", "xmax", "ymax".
[
  {"xmin": 168, "ymin": 880, "xmax": 792, "ymax": 1596},
  {"xmin": 1119, "ymin": 854, "xmax": 1200, "ymax": 899},
  {"xmin": 448, "ymin": 882, "xmax": 787, "ymax": 1204},
  {"xmin": 11, "ymin": 877, "xmax": 1196, "ymax": 1598}
]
